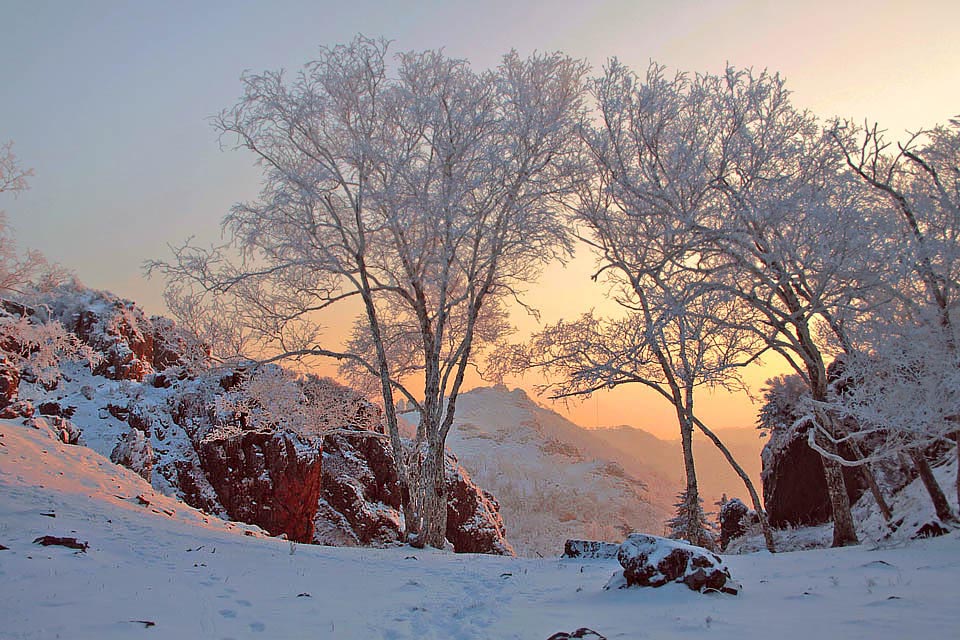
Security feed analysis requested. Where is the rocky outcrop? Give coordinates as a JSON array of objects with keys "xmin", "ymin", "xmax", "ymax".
[
  {"xmin": 607, "ymin": 533, "xmax": 738, "ymax": 595},
  {"xmin": 197, "ymin": 430, "xmax": 323, "ymax": 543},
  {"xmin": 71, "ymin": 298, "xmax": 154, "ymax": 381},
  {"xmin": 2, "ymin": 284, "xmax": 513, "ymax": 555},
  {"xmin": 762, "ymin": 431, "xmax": 865, "ymax": 527},
  {"xmin": 445, "ymin": 460, "xmax": 514, "ymax": 555},
  {"xmin": 314, "ymin": 426, "xmax": 403, "ymax": 547},
  {"xmin": 312, "ymin": 421, "xmax": 514, "ymax": 555}
]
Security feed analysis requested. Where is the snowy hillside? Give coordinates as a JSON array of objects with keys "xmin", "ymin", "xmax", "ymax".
[
  {"xmin": 433, "ymin": 387, "xmax": 678, "ymax": 556},
  {"xmin": 3, "ymin": 418, "xmax": 960, "ymax": 639},
  {"xmin": 591, "ymin": 425, "xmax": 764, "ymax": 506}
]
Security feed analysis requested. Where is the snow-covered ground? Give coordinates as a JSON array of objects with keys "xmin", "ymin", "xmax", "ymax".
[{"xmin": 2, "ymin": 420, "xmax": 959, "ymax": 639}]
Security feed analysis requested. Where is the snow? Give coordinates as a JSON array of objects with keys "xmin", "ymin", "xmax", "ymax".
[{"xmin": 3, "ymin": 419, "xmax": 959, "ymax": 639}]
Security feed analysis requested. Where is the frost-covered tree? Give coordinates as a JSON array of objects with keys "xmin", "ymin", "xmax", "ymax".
[
  {"xmin": 0, "ymin": 142, "xmax": 60, "ymax": 295},
  {"xmin": 828, "ymin": 119, "xmax": 960, "ymax": 516},
  {"xmin": 0, "ymin": 141, "xmax": 32, "ymax": 196},
  {"xmin": 150, "ymin": 37, "xmax": 588, "ymax": 548}
]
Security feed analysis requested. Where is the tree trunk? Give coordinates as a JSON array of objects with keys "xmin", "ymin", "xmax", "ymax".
[
  {"xmin": 858, "ymin": 464, "xmax": 893, "ymax": 523},
  {"xmin": 692, "ymin": 416, "xmax": 775, "ymax": 553},
  {"xmin": 845, "ymin": 439, "xmax": 893, "ymax": 523},
  {"xmin": 677, "ymin": 411, "xmax": 711, "ymax": 548},
  {"xmin": 910, "ymin": 449, "xmax": 957, "ymax": 524},
  {"xmin": 415, "ymin": 444, "xmax": 448, "ymax": 549},
  {"xmin": 812, "ymin": 400, "xmax": 858, "ymax": 546},
  {"xmin": 811, "ymin": 413, "xmax": 858, "ymax": 546}
]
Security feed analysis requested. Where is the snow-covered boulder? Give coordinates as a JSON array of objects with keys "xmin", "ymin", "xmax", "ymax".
[
  {"xmin": 445, "ymin": 459, "xmax": 514, "ymax": 556},
  {"xmin": 562, "ymin": 539, "xmax": 620, "ymax": 559},
  {"xmin": 110, "ymin": 428, "xmax": 154, "ymax": 481},
  {"xmin": 547, "ymin": 629, "xmax": 607, "ymax": 639},
  {"xmin": 718, "ymin": 498, "xmax": 752, "ymax": 550},
  {"xmin": 607, "ymin": 534, "xmax": 739, "ymax": 595}
]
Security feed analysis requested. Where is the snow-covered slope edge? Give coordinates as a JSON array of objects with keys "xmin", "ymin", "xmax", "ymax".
[{"xmin": 3, "ymin": 418, "xmax": 960, "ymax": 640}]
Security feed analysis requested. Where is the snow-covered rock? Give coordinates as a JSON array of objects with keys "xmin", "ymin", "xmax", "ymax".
[
  {"xmin": 608, "ymin": 533, "xmax": 739, "ymax": 594},
  {"xmin": 1, "ymin": 284, "xmax": 515, "ymax": 554},
  {"xmin": 445, "ymin": 459, "xmax": 514, "ymax": 555},
  {"xmin": 197, "ymin": 429, "xmax": 323, "ymax": 543},
  {"xmin": 561, "ymin": 539, "xmax": 620, "ymax": 559},
  {"xmin": 718, "ymin": 498, "xmax": 752, "ymax": 550}
]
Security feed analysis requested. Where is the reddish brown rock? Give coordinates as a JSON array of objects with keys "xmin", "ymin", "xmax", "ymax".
[
  {"xmin": 445, "ymin": 458, "xmax": 514, "ymax": 556},
  {"xmin": 0, "ymin": 355, "xmax": 19, "ymax": 410},
  {"xmin": 197, "ymin": 430, "xmax": 323, "ymax": 543},
  {"xmin": 68, "ymin": 296, "xmax": 154, "ymax": 381},
  {"xmin": 316, "ymin": 426, "xmax": 403, "ymax": 546}
]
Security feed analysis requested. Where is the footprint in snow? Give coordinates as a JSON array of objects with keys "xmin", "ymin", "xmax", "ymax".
[
  {"xmin": 218, "ymin": 609, "xmax": 237, "ymax": 619},
  {"xmin": 249, "ymin": 622, "xmax": 265, "ymax": 632}
]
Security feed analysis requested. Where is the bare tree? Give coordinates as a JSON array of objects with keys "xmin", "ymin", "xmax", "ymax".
[
  {"xmin": 827, "ymin": 119, "xmax": 960, "ymax": 518},
  {"xmin": 495, "ymin": 61, "xmax": 780, "ymax": 551},
  {"xmin": 550, "ymin": 61, "xmax": 870, "ymax": 547},
  {"xmin": 149, "ymin": 37, "xmax": 588, "ymax": 548}
]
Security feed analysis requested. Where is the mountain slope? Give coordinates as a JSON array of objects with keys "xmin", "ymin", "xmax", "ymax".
[
  {"xmin": 437, "ymin": 386, "xmax": 676, "ymax": 556},
  {"xmin": 592, "ymin": 424, "xmax": 764, "ymax": 507}
]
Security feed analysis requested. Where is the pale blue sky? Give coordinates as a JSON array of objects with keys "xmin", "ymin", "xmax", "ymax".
[{"xmin": 4, "ymin": 0, "xmax": 957, "ymax": 312}]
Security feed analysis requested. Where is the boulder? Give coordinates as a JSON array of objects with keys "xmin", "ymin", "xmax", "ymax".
[
  {"xmin": 718, "ymin": 498, "xmax": 751, "ymax": 550},
  {"xmin": 197, "ymin": 430, "xmax": 323, "ymax": 543},
  {"xmin": 51, "ymin": 416, "xmax": 82, "ymax": 445},
  {"xmin": 111, "ymin": 429, "xmax": 154, "ymax": 481},
  {"xmin": 608, "ymin": 533, "xmax": 738, "ymax": 595},
  {"xmin": 762, "ymin": 429, "xmax": 865, "ymax": 527},
  {"xmin": 0, "ymin": 399, "xmax": 33, "ymax": 419},
  {"xmin": 562, "ymin": 539, "xmax": 621, "ymax": 560},
  {"xmin": 546, "ymin": 629, "xmax": 607, "ymax": 640},
  {"xmin": 445, "ymin": 458, "xmax": 514, "ymax": 556}
]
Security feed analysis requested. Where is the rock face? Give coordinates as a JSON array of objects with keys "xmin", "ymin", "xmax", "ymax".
[
  {"xmin": 445, "ymin": 459, "xmax": 514, "ymax": 555},
  {"xmin": 561, "ymin": 539, "xmax": 621, "ymax": 560},
  {"xmin": 71, "ymin": 299, "xmax": 154, "ymax": 381},
  {"xmin": 314, "ymin": 426, "xmax": 403, "ymax": 547},
  {"xmin": 197, "ymin": 431, "xmax": 323, "ymax": 543},
  {"xmin": 312, "ymin": 422, "xmax": 514, "ymax": 555},
  {"xmin": 762, "ymin": 432, "xmax": 865, "ymax": 527},
  {"xmin": 609, "ymin": 533, "xmax": 738, "ymax": 595},
  {"xmin": 0, "ymin": 355, "xmax": 20, "ymax": 410}
]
